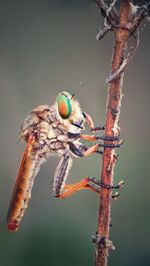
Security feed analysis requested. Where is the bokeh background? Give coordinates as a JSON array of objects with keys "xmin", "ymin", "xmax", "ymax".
[{"xmin": 0, "ymin": 0, "xmax": 150, "ymax": 265}]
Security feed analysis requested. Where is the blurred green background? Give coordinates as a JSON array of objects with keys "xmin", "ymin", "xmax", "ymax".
[{"xmin": 0, "ymin": 0, "xmax": 150, "ymax": 265}]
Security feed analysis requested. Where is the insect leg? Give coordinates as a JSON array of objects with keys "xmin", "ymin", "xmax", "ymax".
[
  {"xmin": 58, "ymin": 178, "xmax": 124, "ymax": 199},
  {"xmin": 80, "ymin": 134, "xmax": 122, "ymax": 142},
  {"xmin": 53, "ymin": 144, "xmax": 101, "ymax": 199},
  {"xmin": 53, "ymin": 154, "xmax": 73, "ymax": 197},
  {"xmin": 54, "ymin": 143, "xmax": 101, "ymax": 198},
  {"xmin": 79, "ymin": 134, "xmax": 123, "ymax": 149},
  {"xmin": 83, "ymin": 112, "xmax": 105, "ymax": 131},
  {"xmin": 55, "ymin": 143, "xmax": 123, "ymax": 199},
  {"xmin": 58, "ymin": 177, "xmax": 99, "ymax": 199},
  {"xmin": 67, "ymin": 132, "xmax": 121, "ymax": 144},
  {"xmin": 68, "ymin": 142, "xmax": 101, "ymax": 157}
]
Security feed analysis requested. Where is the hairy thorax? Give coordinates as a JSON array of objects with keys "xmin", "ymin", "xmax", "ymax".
[{"xmin": 20, "ymin": 105, "xmax": 69, "ymax": 157}]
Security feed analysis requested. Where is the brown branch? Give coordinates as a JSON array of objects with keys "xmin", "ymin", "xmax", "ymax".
[{"xmin": 94, "ymin": 0, "xmax": 149, "ymax": 265}]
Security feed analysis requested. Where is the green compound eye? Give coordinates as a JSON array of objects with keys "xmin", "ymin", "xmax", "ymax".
[{"xmin": 57, "ymin": 95, "xmax": 72, "ymax": 119}]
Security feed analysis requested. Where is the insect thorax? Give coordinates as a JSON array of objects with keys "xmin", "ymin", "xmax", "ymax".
[{"xmin": 20, "ymin": 104, "xmax": 83, "ymax": 158}]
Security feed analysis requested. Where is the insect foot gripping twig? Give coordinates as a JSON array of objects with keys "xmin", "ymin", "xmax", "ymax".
[
  {"xmin": 89, "ymin": 177, "xmax": 124, "ymax": 190},
  {"xmin": 89, "ymin": 177, "xmax": 124, "ymax": 200},
  {"xmin": 92, "ymin": 232, "xmax": 115, "ymax": 251},
  {"xmin": 91, "ymin": 124, "xmax": 105, "ymax": 132}
]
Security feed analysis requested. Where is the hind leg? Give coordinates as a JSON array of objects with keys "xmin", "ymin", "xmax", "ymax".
[{"xmin": 57, "ymin": 177, "xmax": 124, "ymax": 199}]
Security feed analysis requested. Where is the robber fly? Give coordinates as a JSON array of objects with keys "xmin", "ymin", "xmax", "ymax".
[{"xmin": 7, "ymin": 91, "xmax": 122, "ymax": 232}]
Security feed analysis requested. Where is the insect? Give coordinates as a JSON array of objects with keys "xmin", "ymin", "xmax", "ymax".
[{"xmin": 7, "ymin": 91, "xmax": 122, "ymax": 231}]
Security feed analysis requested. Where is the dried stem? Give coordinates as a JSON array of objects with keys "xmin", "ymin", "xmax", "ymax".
[{"xmin": 94, "ymin": 0, "xmax": 149, "ymax": 265}]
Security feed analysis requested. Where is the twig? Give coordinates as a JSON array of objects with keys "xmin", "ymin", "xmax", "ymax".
[
  {"xmin": 94, "ymin": 1, "xmax": 149, "ymax": 265},
  {"xmin": 96, "ymin": 26, "xmax": 110, "ymax": 41},
  {"xmin": 95, "ymin": 0, "xmax": 119, "ymax": 40},
  {"xmin": 95, "ymin": 0, "xmax": 119, "ymax": 24}
]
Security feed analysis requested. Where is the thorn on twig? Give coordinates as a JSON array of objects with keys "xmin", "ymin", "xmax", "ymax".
[
  {"xmin": 118, "ymin": 139, "xmax": 124, "ymax": 146},
  {"xmin": 92, "ymin": 232, "xmax": 115, "ymax": 250},
  {"xmin": 111, "ymin": 180, "xmax": 124, "ymax": 199},
  {"xmin": 112, "ymin": 191, "xmax": 120, "ymax": 199},
  {"xmin": 109, "ymin": 222, "xmax": 113, "ymax": 227},
  {"xmin": 113, "ymin": 153, "xmax": 119, "ymax": 162},
  {"xmin": 117, "ymin": 180, "xmax": 124, "ymax": 188},
  {"xmin": 96, "ymin": 26, "xmax": 110, "ymax": 40}
]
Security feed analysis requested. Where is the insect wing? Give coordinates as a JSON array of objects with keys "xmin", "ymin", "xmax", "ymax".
[{"xmin": 7, "ymin": 136, "xmax": 42, "ymax": 231}]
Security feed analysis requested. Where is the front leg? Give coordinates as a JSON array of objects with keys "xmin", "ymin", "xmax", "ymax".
[
  {"xmin": 79, "ymin": 134, "xmax": 123, "ymax": 149},
  {"xmin": 68, "ymin": 142, "xmax": 102, "ymax": 157},
  {"xmin": 80, "ymin": 134, "xmax": 121, "ymax": 142},
  {"xmin": 68, "ymin": 136, "xmax": 122, "ymax": 159},
  {"xmin": 83, "ymin": 112, "xmax": 105, "ymax": 132}
]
